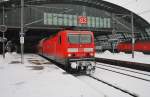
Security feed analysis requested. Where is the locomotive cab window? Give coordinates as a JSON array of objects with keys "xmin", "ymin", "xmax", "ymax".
[
  {"xmin": 80, "ymin": 34, "xmax": 92, "ymax": 43},
  {"xmin": 68, "ymin": 34, "xmax": 92, "ymax": 44}
]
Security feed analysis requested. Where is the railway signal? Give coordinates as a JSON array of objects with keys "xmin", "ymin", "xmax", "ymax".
[{"xmin": 0, "ymin": 25, "xmax": 7, "ymax": 33}]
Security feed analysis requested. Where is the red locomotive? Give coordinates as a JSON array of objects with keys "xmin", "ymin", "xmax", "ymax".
[
  {"xmin": 38, "ymin": 30, "xmax": 95, "ymax": 74},
  {"xmin": 117, "ymin": 40, "xmax": 150, "ymax": 53}
]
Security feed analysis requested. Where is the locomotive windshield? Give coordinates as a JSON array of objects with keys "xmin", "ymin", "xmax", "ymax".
[{"xmin": 68, "ymin": 34, "xmax": 92, "ymax": 44}]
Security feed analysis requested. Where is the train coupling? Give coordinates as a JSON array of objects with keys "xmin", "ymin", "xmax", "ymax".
[
  {"xmin": 70, "ymin": 62, "xmax": 78, "ymax": 69},
  {"xmin": 70, "ymin": 61, "xmax": 96, "ymax": 74}
]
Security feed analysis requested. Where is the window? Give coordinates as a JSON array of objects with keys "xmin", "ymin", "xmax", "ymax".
[
  {"xmin": 64, "ymin": 14, "xmax": 68, "ymax": 26},
  {"xmin": 47, "ymin": 13, "xmax": 53, "ymax": 25},
  {"xmin": 68, "ymin": 34, "xmax": 79, "ymax": 43},
  {"xmin": 107, "ymin": 18, "xmax": 111, "ymax": 28},
  {"xmin": 68, "ymin": 15, "xmax": 73, "ymax": 26},
  {"xmin": 80, "ymin": 34, "xmax": 92, "ymax": 43},
  {"xmin": 99, "ymin": 17, "xmax": 104, "ymax": 28},
  {"xmin": 87, "ymin": 16, "xmax": 91, "ymax": 27},
  {"xmin": 73, "ymin": 15, "xmax": 77, "ymax": 26},
  {"xmin": 58, "ymin": 14, "xmax": 63, "ymax": 25},
  {"xmin": 91, "ymin": 17, "xmax": 95, "ymax": 27},
  {"xmin": 68, "ymin": 34, "xmax": 92, "ymax": 44},
  {"xmin": 103, "ymin": 18, "xmax": 107, "ymax": 28},
  {"xmin": 53, "ymin": 13, "xmax": 58, "ymax": 25},
  {"xmin": 95, "ymin": 17, "xmax": 99, "ymax": 28}
]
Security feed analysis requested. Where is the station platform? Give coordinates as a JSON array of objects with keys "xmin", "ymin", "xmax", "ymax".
[
  {"xmin": 95, "ymin": 51, "xmax": 150, "ymax": 71},
  {"xmin": 96, "ymin": 51, "xmax": 150, "ymax": 64},
  {"xmin": 0, "ymin": 53, "xmax": 104, "ymax": 97}
]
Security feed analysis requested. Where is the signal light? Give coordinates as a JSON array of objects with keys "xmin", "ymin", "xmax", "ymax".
[
  {"xmin": 68, "ymin": 54, "xmax": 72, "ymax": 57},
  {"xmin": 90, "ymin": 53, "xmax": 94, "ymax": 56}
]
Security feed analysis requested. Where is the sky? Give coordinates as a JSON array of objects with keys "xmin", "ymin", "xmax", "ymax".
[{"xmin": 103, "ymin": 0, "xmax": 150, "ymax": 24}]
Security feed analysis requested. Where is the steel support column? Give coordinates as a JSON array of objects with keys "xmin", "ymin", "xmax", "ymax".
[
  {"xmin": 20, "ymin": 0, "xmax": 24, "ymax": 64},
  {"xmin": 131, "ymin": 12, "xmax": 135, "ymax": 58}
]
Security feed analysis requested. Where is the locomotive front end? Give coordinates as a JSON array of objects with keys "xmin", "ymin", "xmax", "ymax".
[{"xmin": 66, "ymin": 31, "xmax": 95, "ymax": 74}]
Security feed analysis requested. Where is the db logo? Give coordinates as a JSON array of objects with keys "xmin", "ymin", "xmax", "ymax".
[{"xmin": 78, "ymin": 16, "xmax": 87, "ymax": 24}]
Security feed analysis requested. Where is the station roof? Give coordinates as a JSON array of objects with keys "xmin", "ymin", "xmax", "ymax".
[
  {"xmin": 0, "ymin": 0, "xmax": 149, "ymax": 30},
  {"xmin": 0, "ymin": 0, "xmax": 150, "ymax": 31}
]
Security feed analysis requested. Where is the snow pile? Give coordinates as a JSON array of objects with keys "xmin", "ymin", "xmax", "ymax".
[
  {"xmin": 134, "ymin": 52, "xmax": 144, "ymax": 56},
  {"xmin": 0, "ymin": 52, "xmax": 18, "ymax": 65},
  {"xmin": 103, "ymin": 50, "xmax": 112, "ymax": 55},
  {"xmin": 119, "ymin": 52, "xmax": 125, "ymax": 55}
]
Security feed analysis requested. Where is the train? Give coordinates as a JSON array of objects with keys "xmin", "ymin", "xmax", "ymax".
[
  {"xmin": 38, "ymin": 30, "xmax": 96, "ymax": 74},
  {"xmin": 117, "ymin": 40, "xmax": 150, "ymax": 53}
]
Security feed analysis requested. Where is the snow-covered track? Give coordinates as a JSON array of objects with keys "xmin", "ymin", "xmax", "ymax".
[
  {"xmin": 40, "ymin": 55, "xmax": 149, "ymax": 97},
  {"xmin": 97, "ymin": 63, "xmax": 150, "ymax": 77},
  {"xmin": 96, "ymin": 66, "xmax": 150, "ymax": 82},
  {"xmin": 87, "ymin": 75, "xmax": 138, "ymax": 97}
]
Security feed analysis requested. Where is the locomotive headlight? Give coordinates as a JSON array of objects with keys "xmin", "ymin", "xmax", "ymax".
[
  {"xmin": 90, "ymin": 53, "xmax": 94, "ymax": 56},
  {"xmin": 84, "ymin": 48, "xmax": 93, "ymax": 52},
  {"xmin": 68, "ymin": 54, "xmax": 72, "ymax": 57},
  {"xmin": 68, "ymin": 48, "xmax": 78, "ymax": 52}
]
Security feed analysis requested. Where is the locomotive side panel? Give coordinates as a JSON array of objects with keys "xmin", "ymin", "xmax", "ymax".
[{"xmin": 55, "ymin": 32, "xmax": 68, "ymax": 64}]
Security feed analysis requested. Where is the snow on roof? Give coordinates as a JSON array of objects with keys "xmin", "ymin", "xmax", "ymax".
[{"xmin": 104, "ymin": 0, "xmax": 150, "ymax": 24}]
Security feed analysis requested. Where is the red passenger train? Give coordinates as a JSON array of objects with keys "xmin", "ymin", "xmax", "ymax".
[
  {"xmin": 117, "ymin": 40, "xmax": 150, "ymax": 53},
  {"xmin": 38, "ymin": 30, "xmax": 96, "ymax": 74}
]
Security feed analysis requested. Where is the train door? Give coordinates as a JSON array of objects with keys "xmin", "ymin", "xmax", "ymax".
[
  {"xmin": 55, "ymin": 34, "xmax": 63, "ymax": 62},
  {"xmin": 58, "ymin": 34, "xmax": 62, "ymax": 53}
]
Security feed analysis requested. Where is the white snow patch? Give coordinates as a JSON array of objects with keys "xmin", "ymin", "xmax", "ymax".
[
  {"xmin": 96, "ymin": 51, "xmax": 150, "ymax": 64},
  {"xmin": 0, "ymin": 53, "xmax": 104, "ymax": 97}
]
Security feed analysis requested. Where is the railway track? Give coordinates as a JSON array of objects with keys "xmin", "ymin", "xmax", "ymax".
[
  {"xmin": 95, "ymin": 65, "xmax": 150, "ymax": 82},
  {"xmin": 42, "ymin": 55, "xmax": 150, "ymax": 82},
  {"xmin": 75, "ymin": 63, "xmax": 150, "ymax": 97},
  {"xmin": 41, "ymin": 55, "xmax": 148, "ymax": 97},
  {"xmin": 42, "ymin": 54, "xmax": 150, "ymax": 82},
  {"xmin": 86, "ymin": 75, "xmax": 138, "ymax": 97},
  {"xmin": 96, "ymin": 63, "xmax": 150, "ymax": 77}
]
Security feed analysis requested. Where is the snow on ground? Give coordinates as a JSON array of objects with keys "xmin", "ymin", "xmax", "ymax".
[
  {"xmin": 94, "ymin": 66, "xmax": 150, "ymax": 97},
  {"xmin": 0, "ymin": 53, "xmax": 104, "ymax": 97},
  {"xmin": 77, "ymin": 76, "xmax": 132, "ymax": 97},
  {"xmin": 77, "ymin": 64, "xmax": 150, "ymax": 97},
  {"xmin": 78, "ymin": 51, "xmax": 150, "ymax": 97},
  {"xmin": 1, "ymin": 52, "xmax": 150, "ymax": 97},
  {"xmin": 95, "ymin": 51, "xmax": 150, "ymax": 64},
  {"xmin": 96, "ymin": 62, "xmax": 150, "ymax": 80}
]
